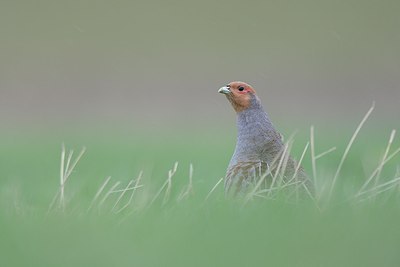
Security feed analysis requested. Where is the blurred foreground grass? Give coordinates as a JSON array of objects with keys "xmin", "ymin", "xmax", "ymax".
[{"xmin": 0, "ymin": 122, "xmax": 400, "ymax": 267}]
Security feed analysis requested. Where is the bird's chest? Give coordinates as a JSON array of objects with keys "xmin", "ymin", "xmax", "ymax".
[
  {"xmin": 235, "ymin": 127, "xmax": 282, "ymax": 164},
  {"xmin": 234, "ymin": 134, "xmax": 268, "ymax": 162}
]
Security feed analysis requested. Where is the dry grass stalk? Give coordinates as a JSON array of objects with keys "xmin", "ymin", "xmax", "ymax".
[{"xmin": 328, "ymin": 102, "xmax": 375, "ymax": 200}]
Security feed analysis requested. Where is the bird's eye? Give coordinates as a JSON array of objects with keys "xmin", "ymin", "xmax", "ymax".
[{"xmin": 238, "ymin": 86, "xmax": 245, "ymax": 91}]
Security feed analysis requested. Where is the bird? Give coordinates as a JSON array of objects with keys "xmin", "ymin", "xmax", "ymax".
[{"xmin": 218, "ymin": 81, "xmax": 312, "ymax": 197}]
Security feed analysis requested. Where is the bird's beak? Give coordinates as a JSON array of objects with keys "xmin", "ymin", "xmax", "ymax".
[{"xmin": 218, "ymin": 86, "xmax": 231, "ymax": 95}]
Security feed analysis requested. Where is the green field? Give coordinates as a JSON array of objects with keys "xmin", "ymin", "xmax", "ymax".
[
  {"xmin": 1, "ymin": 0, "xmax": 399, "ymax": 266},
  {"xmin": 1, "ymin": 116, "xmax": 399, "ymax": 267}
]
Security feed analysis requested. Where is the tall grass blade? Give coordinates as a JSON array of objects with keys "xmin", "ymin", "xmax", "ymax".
[{"xmin": 328, "ymin": 102, "xmax": 375, "ymax": 200}]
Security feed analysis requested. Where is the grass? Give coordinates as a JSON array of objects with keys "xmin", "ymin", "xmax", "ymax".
[{"xmin": 1, "ymin": 110, "xmax": 400, "ymax": 267}]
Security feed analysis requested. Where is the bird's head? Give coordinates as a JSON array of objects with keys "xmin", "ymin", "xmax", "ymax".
[{"xmin": 218, "ymin": 81, "xmax": 257, "ymax": 112}]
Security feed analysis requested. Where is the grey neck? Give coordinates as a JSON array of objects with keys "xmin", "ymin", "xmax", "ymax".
[{"xmin": 229, "ymin": 94, "xmax": 281, "ymax": 167}]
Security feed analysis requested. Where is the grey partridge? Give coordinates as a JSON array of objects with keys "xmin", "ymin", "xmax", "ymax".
[{"xmin": 218, "ymin": 81, "xmax": 311, "ymax": 196}]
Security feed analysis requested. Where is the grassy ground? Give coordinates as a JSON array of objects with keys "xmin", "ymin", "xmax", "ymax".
[{"xmin": 1, "ymin": 119, "xmax": 400, "ymax": 267}]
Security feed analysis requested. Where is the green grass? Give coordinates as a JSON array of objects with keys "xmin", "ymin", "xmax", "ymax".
[{"xmin": 1, "ymin": 118, "xmax": 400, "ymax": 267}]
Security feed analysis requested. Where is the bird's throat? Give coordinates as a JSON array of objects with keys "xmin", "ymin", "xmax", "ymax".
[{"xmin": 229, "ymin": 96, "xmax": 277, "ymax": 166}]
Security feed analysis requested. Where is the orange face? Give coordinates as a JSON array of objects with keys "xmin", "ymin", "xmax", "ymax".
[{"xmin": 218, "ymin": 81, "xmax": 256, "ymax": 112}]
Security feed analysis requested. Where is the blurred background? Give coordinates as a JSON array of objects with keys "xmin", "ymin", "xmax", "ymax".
[
  {"xmin": 1, "ymin": 0, "xmax": 399, "ymax": 132},
  {"xmin": 1, "ymin": 3, "xmax": 400, "ymax": 266}
]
